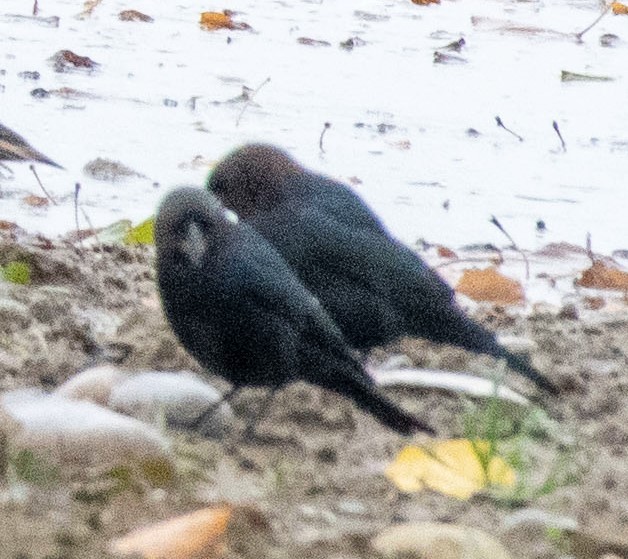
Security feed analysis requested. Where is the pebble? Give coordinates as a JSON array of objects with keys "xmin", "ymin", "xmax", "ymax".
[
  {"xmin": 1, "ymin": 389, "xmax": 173, "ymax": 474},
  {"xmin": 56, "ymin": 366, "xmax": 234, "ymax": 437},
  {"xmin": 373, "ymin": 522, "xmax": 513, "ymax": 559}
]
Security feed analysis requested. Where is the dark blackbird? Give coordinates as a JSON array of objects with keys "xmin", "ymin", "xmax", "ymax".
[
  {"xmin": 0, "ymin": 122, "xmax": 63, "ymax": 168},
  {"xmin": 207, "ymin": 144, "xmax": 558, "ymax": 394},
  {"xmin": 154, "ymin": 186, "xmax": 432, "ymax": 435}
]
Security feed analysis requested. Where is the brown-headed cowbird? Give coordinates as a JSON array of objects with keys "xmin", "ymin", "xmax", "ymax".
[
  {"xmin": 154, "ymin": 186, "xmax": 433, "ymax": 435},
  {"xmin": 0, "ymin": 122, "xmax": 63, "ymax": 168},
  {"xmin": 207, "ymin": 144, "xmax": 557, "ymax": 394}
]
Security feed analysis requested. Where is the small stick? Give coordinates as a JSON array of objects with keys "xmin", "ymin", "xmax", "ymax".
[
  {"xmin": 29, "ymin": 164, "xmax": 57, "ymax": 205},
  {"xmin": 75, "ymin": 182, "xmax": 101, "ymax": 249},
  {"xmin": 319, "ymin": 122, "xmax": 331, "ymax": 153},
  {"xmin": 433, "ymin": 256, "xmax": 504, "ymax": 270},
  {"xmin": 235, "ymin": 76, "xmax": 271, "ymax": 127},
  {"xmin": 575, "ymin": 2, "xmax": 612, "ymax": 42},
  {"xmin": 585, "ymin": 232, "xmax": 594, "ymax": 263},
  {"xmin": 552, "ymin": 121, "xmax": 566, "ymax": 152},
  {"xmin": 33, "ymin": 0, "xmax": 39, "ymax": 16},
  {"xmin": 495, "ymin": 116, "xmax": 523, "ymax": 142},
  {"xmin": 490, "ymin": 215, "xmax": 530, "ymax": 280},
  {"xmin": 74, "ymin": 183, "xmax": 82, "ymax": 246}
]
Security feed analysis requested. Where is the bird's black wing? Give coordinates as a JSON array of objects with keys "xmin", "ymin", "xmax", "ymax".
[
  {"xmin": 297, "ymin": 174, "xmax": 391, "ymax": 235},
  {"xmin": 223, "ymin": 224, "xmax": 354, "ymax": 350}
]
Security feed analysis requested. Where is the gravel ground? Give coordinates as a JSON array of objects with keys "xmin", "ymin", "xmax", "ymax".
[{"xmin": 0, "ymin": 238, "xmax": 626, "ymax": 559}]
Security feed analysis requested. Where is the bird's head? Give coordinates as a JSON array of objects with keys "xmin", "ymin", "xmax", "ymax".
[
  {"xmin": 207, "ymin": 143, "xmax": 301, "ymax": 218},
  {"xmin": 155, "ymin": 186, "xmax": 239, "ymax": 269}
]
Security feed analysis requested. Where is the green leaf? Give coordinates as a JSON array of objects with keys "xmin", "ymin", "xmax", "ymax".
[
  {"xmin": 561, "ymin": 70, "xmax": 614, "ymax": 82},
  {"xmin": 1, "ymin": 261, "xmax": 31, "ymax": 285},
  {"xmin": 123, "ymin": 217, "xmax": 154, "ymax": 245},
  {"xmin": 12, "ymin": 449, "xmax": 59, "ymax": 485}
]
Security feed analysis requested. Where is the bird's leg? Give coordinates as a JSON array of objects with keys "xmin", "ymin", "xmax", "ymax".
[
  {"xmin": 241, "ymin": 388, "xmax": 278, "ymax": 443},
  {"xmin": 182, "ymin": 385, "xmax": 238, "ymax": 433}
]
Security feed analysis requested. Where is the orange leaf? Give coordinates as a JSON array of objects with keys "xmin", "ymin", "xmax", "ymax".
[
  {"xmin": 455, "ymin": 268, "xmax": 524, "ymax": 305},
  {"xmin": 200, "ymin": 11, "xmax": 231, "ymax": 29},
  {"xmin": 199, "ymin": 11, "xmax": 250, "ymax": 31},
  {"xmin": 576, "ymin": 261, "xmax": 628, "ymax": 291},
  {"xmin": 612, "ymin": 2, "xmax": 628, "ymax": 14},
  {"xmin": 110, "ymin": 506, "xmax": 232, "ymax": 559},
  {"xmin": 23, "ymin": 195, "xmax": 49, "ymax": 207}
]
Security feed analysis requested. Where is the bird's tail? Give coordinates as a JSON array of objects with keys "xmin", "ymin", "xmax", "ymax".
[
  {"xmin": 439, "ymin": 312, "xmax": 559, "ymax": 395},
  {"xmin": 334, "ymin": 377, "xmax": 435, "ymax": 436},
  {"xmin": 496, "ymin": 346, "xmax": 558, "ymax": 395}
]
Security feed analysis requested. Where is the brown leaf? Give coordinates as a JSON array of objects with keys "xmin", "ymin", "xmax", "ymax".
[
  {"xmin": 534, "ymin": 242, "xmax": 587, "ymax": 259},
  {"xmin": 576, "ymin": 261, "xmax": 628, "ymax": 291},
  {"xmin": 33, "ymin": 235, "xmax": 54, "ymax": 249},
  {"xmin": 437, "ymin": 245, "xmax": 457, "ymax": 259},
  {"xmin": 78, "ymin": 0, "xmax": 103, "ymax": 18},
  {"xmin": 0, "ymin": 220, "xmax": 20, "ymax": 232},
  {"xmin": 456, "ymin": 268, "xmax": 525, "ymax": 305},
  {"xmin": 471, "ymin": 16, "xmax": 572, "ymax": 39},
  {"xmin": 389, "ymin": 139, "xmax": 412, "ymax": 150},
  {"xmin": 50, "ymin": 50, "xmax": 99, "ymax": 72},
  {"xmin": 119, "ymin": 10, "xmax": 154, "ymax": 22},
  {"xmin": 433, "ymin": 51, "xmax": 467, "ymax": 64},
  {"xmin": 583, "ymin": 296, "xmax": 605, "ymax": 310},
  {"xmin": 411, "ymin": 0, "xmax": 440, "ymax": 5},
  {"xmin": 23, "ymin": 195, "xmax": 49, "ymax": 207},
  {"xmin": 297, "ymin": 37, "xmax": 332, "ymax": 47}
]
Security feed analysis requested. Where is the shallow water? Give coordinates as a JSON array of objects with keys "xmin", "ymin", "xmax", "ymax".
[{"xmin": 0, "ymin": 0, "xmax": 626, "ymax": 253}]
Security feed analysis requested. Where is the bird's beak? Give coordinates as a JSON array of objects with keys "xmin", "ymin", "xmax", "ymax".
[{"xmin": 223, "ymin": 208, "xmax": 239, "ymax": 225}]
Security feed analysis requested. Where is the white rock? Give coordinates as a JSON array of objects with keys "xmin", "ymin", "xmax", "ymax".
[
  {"xmin": 1, "ymin": 389, "xmax": 172, "ymax": 471},
  {"xmin": 56, "ymin": 366, "xmax": 234, "ymax": 438},
  {"xmin": 502, "ymin": 508, "xmax": 578, "ymax": 532},
  {"xmin": 55, "ymin": 364, "xmax": 130, "ymax": 406},
  {"xmin": 372, "ymin": 522, "xmax": 513, "ymax": 559},
  {"xmin": 371, "ymin": 367, "xmax": 530, "ymax": 406},
  {"xmin": 109, "ymin": 371, "xmax": 234, "ymax": 437},
  {"xmin": 497, "ymin": 335, "xmax": 538, "ymax": 354}
]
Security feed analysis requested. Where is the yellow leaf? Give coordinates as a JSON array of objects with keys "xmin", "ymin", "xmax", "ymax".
[
  {"xmin": 124, "ymin": 217, "xmax": 155, "ymax": 245},
  {"xmin": 385, "ymin": 440, "xmax": 516, "ymax": 499}
]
